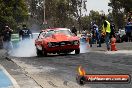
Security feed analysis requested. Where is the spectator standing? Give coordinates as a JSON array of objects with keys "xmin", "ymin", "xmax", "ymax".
[
  {"xmin": 90, "ymin": 23, "xmax": 96, "ymax": 47},
  {"xmin": 19, "ymin": 24, "xmax": 33, "ymax": 40},
  {"xmin": 90, "ymin": 23, "xmax": 101, "ymax": 47},
  {"xmin": 71, "ymin": 26, "xmax": 77, "ymax": 36},
  {"xmin": 125, "ymin": 18, "xmax": 132, "ymax": 42},
  {"xmin": 110, "ymin": 20, "xmax": 116, "ymax": 38},
  {"xmin": 1, "ymin": 26, "xmax": 13, "ymax": 50},
  {"xmin": 102, "ymin": 16, "xmax": 111, "ymax": 51}
]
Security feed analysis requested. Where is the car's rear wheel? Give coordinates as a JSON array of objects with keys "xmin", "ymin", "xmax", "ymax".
[{"xmin": 75, "ymin": 48, "xmax": 80, "ymax": 54}]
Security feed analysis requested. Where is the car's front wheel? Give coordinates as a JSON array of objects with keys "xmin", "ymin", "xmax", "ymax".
[
  {"xmin": 75, "ymin": 48, "xmax": 80, "ymax": 54},
  {"xmin": 36, "ymin": 48, "xmax": 43, "ymax": 57},
  {"xmin": 42, "ymin": 48, "xmax": 47, "ymax": 57}
]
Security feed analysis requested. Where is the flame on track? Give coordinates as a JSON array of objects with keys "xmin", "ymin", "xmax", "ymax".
[{"xmin": 78, "ymin": 66, "xmax": 86, "ymax": 76}]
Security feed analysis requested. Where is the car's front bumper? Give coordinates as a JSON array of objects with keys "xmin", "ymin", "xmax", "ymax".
[{"xmin": 46, "ymin": 45, "xmax": 79, "ymax": 53}]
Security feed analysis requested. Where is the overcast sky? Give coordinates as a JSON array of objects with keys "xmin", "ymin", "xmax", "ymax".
[{"xmin": 85, "ymin": 0, "xmax": 110, "ymax": 15}]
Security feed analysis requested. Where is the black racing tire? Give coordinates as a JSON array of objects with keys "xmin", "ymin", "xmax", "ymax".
[
  {"xmin": 79, "ymin": 76, "xmax": 86, "ymax": 85},
  {"xmin": 75, "ymin": 48, "xmax": 80, "ymax": 54},
  {"xmin": 76, "ymin": 76, "xmax": 86, "ymax": 85},
  {"xmin": 42, "ymin": 48, "xmax": 47, "ymax": 57},
  {"xmin": 36, "ymin": 48, "xmax": 43, "ymax": 57}
]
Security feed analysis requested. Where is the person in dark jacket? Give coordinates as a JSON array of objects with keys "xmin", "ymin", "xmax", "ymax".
[
  {"xmin": 2, "ymin": 26, "xmax": 13, "ymax": 50},
  {"xmin": 125, "ymin": 18, "xmax": 132, "ymax": 42},
  {"xmin": 110, "ymin": 21, "xmax": 116, "ymax": 38},
  {"xmin": 90, "ymin": 24, "xmax": 101, "ymax": 47},
  {"xmin": 71, "ymin": 26, "xmax": 77, "ymax": 36},
  {"xmin": 19, "ymin": 25, "xmax": 33, "ymax": 40}
]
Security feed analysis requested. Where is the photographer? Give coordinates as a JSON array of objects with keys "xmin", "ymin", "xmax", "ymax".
[{"xmin": 1, "ymin": 26, "xmax": 13, "ymax": 50}]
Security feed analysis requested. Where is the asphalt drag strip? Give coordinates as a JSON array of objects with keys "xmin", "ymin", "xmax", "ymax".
[
  {"xmin": 9, "ymin": 50, "xmax": 132, "ymax": 88},
  {"xmin": 2, "ymin": 42, "xmax": 132, "ymax": 88},
  {"xmin": 11, "ymin": 58, "xmax": 90, "ymax": 88}
]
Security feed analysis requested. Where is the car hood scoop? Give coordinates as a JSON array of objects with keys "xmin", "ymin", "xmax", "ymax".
[{"xmin": 51, "ymin": 33, "xmax": 69, "ymax": 41}]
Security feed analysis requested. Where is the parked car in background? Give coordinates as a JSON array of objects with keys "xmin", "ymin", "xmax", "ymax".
[
  {"xmin": 35, "ymin": 28, "xmax": 80, "ymax": 56},
  {"xmin": 115, "ymin": 32, "xmax": 121, "ymax": 43},
  {"xmin": 115, "ymin": 29, "xmax": 127, "ymax": 43}
]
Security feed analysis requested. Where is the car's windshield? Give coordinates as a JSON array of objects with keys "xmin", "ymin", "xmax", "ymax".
[
  {"xmin": 45, "ymin": 30, "xmax": 55, "ymax": 38},
  {"xmin": 54, "ymin": 30, "xmax": 72, "ymax": 36},
  {"xmin": 44, "ymin": 29, "xmax": 72, "ymax": 38}
]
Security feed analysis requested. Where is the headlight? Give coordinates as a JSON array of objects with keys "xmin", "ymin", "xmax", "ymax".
[{"xmin": 73, "ymin": 40, "xmax": 79, "ymax": 45}]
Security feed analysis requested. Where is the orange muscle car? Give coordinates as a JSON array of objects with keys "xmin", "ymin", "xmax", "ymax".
[{"xmin": 35, "ymin": 28, "xmax": 80, "ymax": 56}]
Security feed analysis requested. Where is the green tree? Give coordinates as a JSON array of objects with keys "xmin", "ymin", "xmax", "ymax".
[
  {"xmin": 80, "ymin": 16, "xmax": 91, "ymax": 31},
  {"xmin": 0, "ymin": 0, "xmax": 28, "ymax": 31},
  {"xmin": 89, "ymin": 10, "xmax": 101, "ymax": 26},
  {"xmin": 27, "ymin": 0, "xmax": 87, "ymax": 29},
  {"xmin": 109, "ymin": 0, "xmax": 132, "ymax": 13},
  {"xmin": 108, "ymin": 0, "xmax": 132, "ymax": 28},
  {"xmin": 70, "ymin": 0, "xmax": 87, "ymax": 31},
  {"xmin": 80, "ymin": 10, "xmax": 102, "ymax": 32}
]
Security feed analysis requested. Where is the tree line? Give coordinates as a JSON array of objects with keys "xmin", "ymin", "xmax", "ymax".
[
  {"xmin": 0, "ymin": 0, "xmax": 28, "ymax": 31},
  {"xmin": 0, "ymin": 0, "xmax": 131, "ymax": 32}
]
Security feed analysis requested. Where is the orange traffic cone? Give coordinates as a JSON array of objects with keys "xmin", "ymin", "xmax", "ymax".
[
  {"xmin": 86, "ymin": 37, "xmax": 90, "ymax": 48},
  {"xmin": 111, "ymin": 36, "xmax": 117, "ymax": 51}
]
